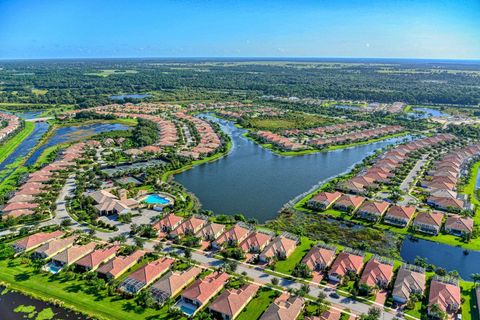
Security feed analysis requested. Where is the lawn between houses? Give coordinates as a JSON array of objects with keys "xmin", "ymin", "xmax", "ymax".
[{"xmin": 0, "ymin": 121, "xmax": 35, "ymax": 164}]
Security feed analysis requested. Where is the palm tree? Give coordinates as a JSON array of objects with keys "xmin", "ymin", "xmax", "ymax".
[{"xmin": 471, "ymin": 273, "xmax": 480, "ymax": 285}]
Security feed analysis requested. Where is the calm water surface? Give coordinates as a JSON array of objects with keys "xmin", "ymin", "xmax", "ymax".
[
  {"xmin": 401, "ymin": 238, "xmax": 480, "ymax": 279},
  {"xmin": 175, "ymin": 115, "xmax": 409, "ymax": 222},
  {"xmin": 109, "ymin": 94, "xmax": 151, "ymax": 100},
  {"xmin": 0, "ymin": 286, "xmax": 85, "ymax": 320},
  {"xmin": 25, "ymin": 123, "xmax": 129, "ymax": 165}
]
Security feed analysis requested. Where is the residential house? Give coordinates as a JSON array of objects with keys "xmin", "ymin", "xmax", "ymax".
[
  {"xmin": 196, "ymin": 222, "xmax": 225, "ymax": 241},
  {"xmin": 383, "ymin": 205, "xmax": 416, "ymax": 227},
  {"xmin": 412, "ymin": 212, "xmax": 444, "ymax": 235},
  {"xmin": 12, "ymin": 230, "xmax": 64, "ymax": 253},
  {"xmin": 302, "ymin": 244, "xmax": 337, "ymax": 271},
  {"xmin": 259, "ymin": 233, "xmax": 298, "ymax": 263},
  {"xmin": 208, "ymin": 283, "xmax": 259, "ymax": 320},
  {"xmin": 213, "ymin": 223, "xmax": 252, "ymax": 249},
  {"xmin": 32, "ymin": 235, "xmax": 77, "ymax": 260},
  {"xmin": 328, "ymin": 251, "xmax": 364, "ymax": 282},
  {"xmin": 356, "ymin": 200, "xmax": 390, "ymax": 222},
  {"xmin": 359, "ymin": 257, "xmax": 394, "ymax": 289},
  {"xmin": 333, "ymin": 194, "xmax": 365, "ymax": 213},
  {"xmin": 75, "ymin": 245, "xmax": 120, "ymax": 271},
  {"xmin": 428, "ymin": 278, "xmax": 461, "ymax": 317},
  {"xmin": 392, "ymin": 265, "xmax": 426, "ymax": 304},
  {"xmin": 51, "ymin": 242, "xmax": 97, "ymax": 267},
  {"xmin": 444, "ymin": 215, "xmax": 474, "ymax": 236},
  {"xmin": 97, "ymin": 250, "xmax": 146, "ymax": 279},
  {"xmin": 170, "ymin": 215, "xmax": 208, "ymax": 238},
  {"xmin": 307, "ymin": 191, "xmax": 342, "ymax": 210},
  {"xmin": 119, "ymin": 257, "xmax": 174, "ymax": 294},
  {"xmin": 260, "ymin": 293, "xmax": 305, "ymax": 320},
  {"xmin": 239, "ymin": 230, "xmax": 274, "ymax": 253},
  {"xmin": 153, "ymin": 213, "xmax": 183, "ymax": 233},
  {"xmin": 150, "ymin": 266, "xmax": 202, "ymax": 304}
]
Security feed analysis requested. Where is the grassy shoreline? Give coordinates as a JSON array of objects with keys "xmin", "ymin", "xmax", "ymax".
[{"xmin": 0, "ymin": 122, "xmax": 35, "ymax": 164}]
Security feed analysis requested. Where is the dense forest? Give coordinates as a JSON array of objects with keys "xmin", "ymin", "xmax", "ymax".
[{"xmin": 0, "ymin": 59, "xmax": 479, "ymax": 107}]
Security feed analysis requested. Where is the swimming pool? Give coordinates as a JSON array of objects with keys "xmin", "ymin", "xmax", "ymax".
[{"xmin": 143, "ymin": 194, "xmax": 171, "ymax": 205}]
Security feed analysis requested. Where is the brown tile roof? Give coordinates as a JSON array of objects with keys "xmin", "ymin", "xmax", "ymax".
[
  {"xmin": 150, "ymin": 266, "xmax": 202, "ymax": 298},
  {"xmin": 329, "ymin": 252, "xmax": 364, "ymax": 278},
  {"xmin": 215, "ymin": 223, "xmax": 251, "ymax": 246},
  {"xmin": 75, "ymin": 245, "xmax": 120, "ymax": 270},
  {"xmin": 385, "ymin": 205, "xmax": 416, "ymax": 221},
  {"xmin": 360, "ymin": 258, "xmax": 394, "ymax": 287},
  {"xmin": 392, "ymin": 267, "xmax": 426, "ymax": 302},
  {"xmin": 357, "ymin": 201, "xmax": 389, "ymax": 215},
  {"xmin": 97, "ymin": 250, "xmax": 146, "ymax": 278},
  {"xmin": 413, "ymin": 212, "xmax": 444, "ymax": 228},
  {"xmin": 302, "ymin": 246, "xmax": 336, "ymax": 270},
  {"xmin": 445, "ymin": 215, "xmax": 474, "ymax": 234},
  {"xmin": 208, "ymin": 283, "xmax": 259, "ymax": 318},
  {"xmin": 181, "ymin": 272, "xmax": 229, "ymax": 305},
  {"xmin": 125, "ymin": 257, "xmax": 174, "ymax": 285},
  {"xmin": 260, "ymin": 293, "xmax": 305, "ymax": 320},
  {"xmin": 52, "ymin": 242, "xmax": 97, "ymax": 265},
  {"xmin": 14, "ymin": 231, "xmax": 64, "ymax": 252},
  {"xmin": 429, "ymin": 279, "xmax": 461, "ymax": 313},
  {"xmin": 310, "ymin": 191, "xmax": 342, "ymax": 205}
]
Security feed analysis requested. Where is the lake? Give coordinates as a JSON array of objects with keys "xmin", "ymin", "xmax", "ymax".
[
  {"xmin": 409, "ymin": 107, "xmax": 448, "ymax": 118},
  {"xmin": 401, "ymin": 238, "xmax": 480, "ymax": 279},
  {"xmin": 109, "ymin": 94, "xmax": 151, "ymax": 100},
  {"xmin": 0, "ymin": 286, "xmax": 85, "ymax": 320},
  {"xmin": 175, "ymin": 115, "xmax": 410, "ymax": 222},
  {"xmin": 25, "ymin": 123, "xmax": 130, "ymax": 166}
]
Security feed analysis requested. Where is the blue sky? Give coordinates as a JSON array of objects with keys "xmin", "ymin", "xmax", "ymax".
[{"xmin": 0, "ymin": 0, "xmax": 479, "ymax": 59}]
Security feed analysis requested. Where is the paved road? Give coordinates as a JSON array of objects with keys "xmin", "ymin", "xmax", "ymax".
[{"xmin": 399, "ymin": 155, "xmax": 428, "ymax": 193}]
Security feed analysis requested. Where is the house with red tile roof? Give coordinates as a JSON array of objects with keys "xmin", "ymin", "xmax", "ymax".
[
  {"xmin": 152, "ymin": 213, "xmax": 183, "ymax": 234},
  {"xmin": 427, "ymin": 196, "xmax": 465, "ymax": 212},
  {"xmin": 307, "ymin": 191, "xmax": 342, "ymax": 210},
  {"xmin": 2, "ymin": 209, "xmax": 35, "ymax": 220},
  {"xmin": 13, "ymin": 230, "xmax": 64, "ymax": 253},
  {"xmin": 239, "ymin": 230, "xmax": 274, "ymax": 253},
  {"xmin": 305, "ymin": 309, "xmax": 342, "ymax": 320},
  {"xmin": 170, "ymin": 215, "xmax": 208, "ymax": 238},
  {"xmin": 328, "ymin": 251, "xmax": 364, "ymax": 282},
  {"xmin": 302, "ymin": 244, "xmax": 337, "ymax": 271},
  {"xmin": 51, "ymin": 242, "xmax": 97, "ymax": 267},
  {"xmin": 196, "ymin": 222, "xmax": 225, "ymax": 241},
  {"xmin": 444, "ymin": 215, "xmax": 474, "ymax": 236},
  {"xmin": 119, "ymin": 257, "xmax": 174, "ymax": 294},
  {"xmin": 32, "ymin": 235, "xmax": 77, "ymax": 260},
  {"xmin": 259, "ymin": 233, "xmax": 298, "ymax": 263},
  {"xmin": 2, "ymin": 201, "xmax": 39, "ymax": 212},
  {"xmin": 208, "ymin": 283, "xmax": 259, "ymax": 320},
  {"xmin": 75, "ymin": 245, "xmax": 120, "ymax": 271},
  {"xmin": 333, "ymin": 194, "xmax": 365, "ymax": 213},
  {"xmin": 260, "ymin": 293, "xmax": 305, "ymax": 320},
  {"xmin": 213, "ymin": 223, "xmax": 252, "ymax": 249},
  {"xmin": 97, "ymin": 250, "xmax": 146, "ymax": 279},
  {"xmin": 150, "ymin": 266, "xmax": 202, "ymax": 304},
  {"xmin": 359, "ymin": 257, "xmax": 394, "ymax": 289},
  {"xmin": 412, "ymin": 212, "xmax": 444, "ymax": 235},
  {"xmin": 383, "ymin": 205, "xmax": 416, "ymax": 227},
  {"xmin": 179, "ymin": 271, "xmax": 229, "ymax": 316},
  {"xmin": 356, "ymin": 200, "xmax": 390, "ymax": 222},
  {"xmin": 428, "ymin": 278, "xmax": 461, "ymax": 317}
]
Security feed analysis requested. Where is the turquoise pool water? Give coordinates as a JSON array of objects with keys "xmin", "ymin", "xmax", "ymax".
[{"xmin": 144, "ymin": 194, "xmax": 170, "ymax": 205}]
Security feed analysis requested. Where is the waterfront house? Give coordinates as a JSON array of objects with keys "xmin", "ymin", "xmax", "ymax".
[
  {"xmin": 88, "ymin": 189, "xmax": 139, "ymax": 216},
  {"xmin": 328, "ymin": 251, "xmax": 364, "ymax": 282},
  {"xmin": 259, "ymin": 233, "xmax": 298, "ymax": 263},
  {"xmin": 75, "ymin": 245, "xmax": 120, "ymax": 271},
  {"xmin": 213, "ymin": 223, "xmax": 252, "ymax": 249},
  {"xmin": 13, "ymin": 230, "xmax": 64, "ymax": 253},
  {"xmin": 179, "ymin": 271, "xmax": 229, "ymax": 316},
  {"xmin": 152, "ymin": 213, "xmax": 183, "ymax": 233},
  {"xmin": 428, "ymin": 278, "xmax": 461, "ymax": 317},
  {"xmin": 359, "ymin": 257, "xmax": 394, "ymax": 289},
  {"xmin": 412, "ymin": 212, "xmax": 444, "ymax": 235},
  {"xmin": 32, "ymin": 235, "xmax": 76, "ymax": 260},
  {"xmin": 333, "ymin": 194, "xmax": 365, "ymax": 213},
  {"xmin": 302, "ymin": 244, "xmax": 336, "ymax": 271},
  {"xmin": 170, "ymin": 215, "xmax": 208, "ymax": 238},
  {"xmin": 196, "ymin": 222, "xmax": 225, "ymax": 241},
  {"xmin": 444, "ymin": 215, "xmax": 474, "ymax": 236},
  {"xmin": 356, "ymin": 200, "xmax": 390, "ymax": 222},
  {"xmin": 383, "ymin": 205, "xmax": 416, "ymax": 227},
  {"xmin": 97, "ymin": 250, "xmax": 146, "ymax": 279},
  {"xmin": 426, "ymin": 196, "xmax": 465, "ymax": 212},
  {"xmin": 260, "ymin": 293, "xmax": 305, "ymax": 320},
  {"xmin": 239, "ymin": 230, "xmax": 274, "ymax": 253},
  {"xmin": 51, "ymin": 242, "xmax": 97, "ymax": 267},
  {"xmin": 307, "ymin": 191, "xmax": 342, "ymax": 210},
  {"xmin": 149, "ymin": 266, "xmax": 202, "ymax": 304},
  {"xmin": 119, "ymin": 257, "xmax": 174, "ymax": 294},
  {"xmin": 392, "ymin": 265, "xmax": 426, "ymax": 304},
  {"xmin": 208, "ymin": 283, "xmax": 259, "ymax": 320}
]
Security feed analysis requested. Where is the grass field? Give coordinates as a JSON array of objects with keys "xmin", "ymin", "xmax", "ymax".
[
  {"xmin": 0, "ymin": 122, "xmax": 35, "ymax": 164},
  {"xmin": 32, "ymin": 89, "xmax": 48, "ymax": 95},
  {"xmin": 0, "ymin": 258, "xmax": 181, "ymax": 320},
  {"xmin": 274, "ymin": 236, "xmax": 316, "ymax": 274},
  {"xmin": 236, "ymin": 288, "xmax": 277, "ymax": 320},
  {"xmin": 246, "ymin": 113, "xmax": 335, "ymax": 131}
]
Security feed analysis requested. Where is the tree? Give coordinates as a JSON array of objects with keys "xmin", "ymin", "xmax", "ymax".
[
  {"xmin": 271, "ymin": 277, "xmax": 279, "ymax": 286},
  {"xmin": 135, "ymin": 289, "xmax": 155, "ymax": 308},
  {"xmin": 471, "ymin": 273, "xmax": 480, "ymax": 285},
  {"xmin": 360, "ymin": 307, "xmax": 382, "ymax": 320},
  {"xmin": 184, "ymin": 247, "xmax": 192, "ymax": 259}
]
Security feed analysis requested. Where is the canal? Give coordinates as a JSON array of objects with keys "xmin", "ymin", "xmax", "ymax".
[{"xmin": 175, "ymin": 115, "xmax": 410, "ymax": 222}]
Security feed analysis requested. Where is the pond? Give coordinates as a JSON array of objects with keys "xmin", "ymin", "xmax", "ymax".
[
  {"xmin": 109, "ymin": 94, "xmax": 151, "ymax": 100},
  {"xmin": 175, "ymin": 115, "xmax": 410, "ymax": 222},
  {"xmin": 0, "ymin": 286, "xmax": 85, "ymax": 320},
  {"xmin": 409, "ymin": 107, "xmax": 448, "ymax": 118},
  {"xmin": 25, "ymin": 123, "xmax": 130, "ymax": 166},
  {"xmin": 401, "ymin": 237, "xmax": 480, "ymax": 279},
  {"xmin": 333, "ymin": 105, "xmax": 360, "ymax": 110}
]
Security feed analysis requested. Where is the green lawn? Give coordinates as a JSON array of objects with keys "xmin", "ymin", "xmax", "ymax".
[
  {"xmin": 0, "ymin": 122, "xmax": 35, "ymax": 164},
  {"xmin": 237, "ymin": 288, "xmax": 277, "ymax": 320},
  {"xmin": 460, "ymin": 281, "xmax": 479, "ymax": 320},
  {"xmin": 0, "ymin": 258, "xmax": 179, "ymax": 320},
  {"xmin": 274, "ymin": 236, "xmax": 316, "ymax": 274}
]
